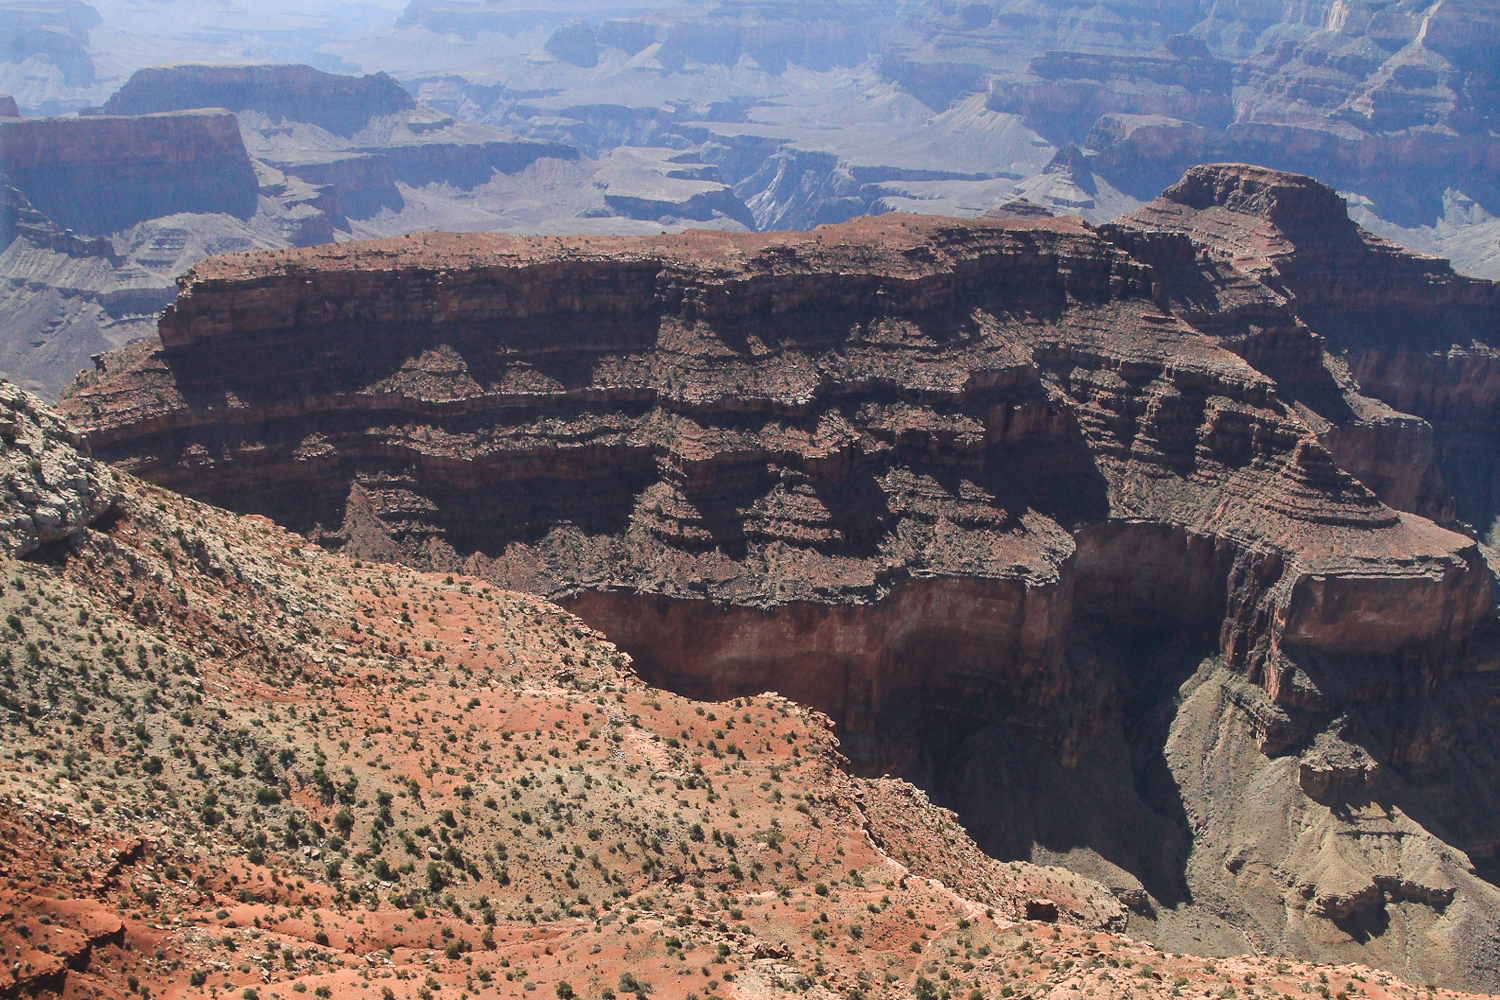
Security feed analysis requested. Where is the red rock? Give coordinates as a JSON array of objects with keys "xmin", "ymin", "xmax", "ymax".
[{"xmin": 55, "ymin": 170, "xmax": 1500, "ymax": 984}]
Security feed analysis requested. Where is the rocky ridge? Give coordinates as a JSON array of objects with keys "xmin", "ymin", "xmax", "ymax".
[{"xmin": 59, "ymin": 166, "xmax": 1500, "ymax": 987}]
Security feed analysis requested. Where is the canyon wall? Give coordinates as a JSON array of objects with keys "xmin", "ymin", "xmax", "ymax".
[
  {"xmin": 93, "ymin": 64, "xmax": 580, "ymax": 225},
  {"xmin": 1117, "ymin": 165, "xmax": 1500, "ymax": 536},
  {"xmin": 59, "ymin": 167, "xmax": 1500, "ymax": 988},
  {"xmin": 986, "ymin": 37, "xmax": 1235, "ymax": 142},
  {"xmin": 0, "ymin": 109, "xmax": 257, "ymax": 234},
  {"xmin": 100, "ymin": 63, "xmax": 417, "ymax": 136}
]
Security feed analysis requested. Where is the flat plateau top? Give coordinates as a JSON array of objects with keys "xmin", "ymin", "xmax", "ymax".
[{"xmin": 179, "ymin": 213, "xmax": 1097, "ymax": 283}]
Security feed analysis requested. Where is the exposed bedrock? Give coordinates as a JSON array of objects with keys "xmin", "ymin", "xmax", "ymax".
[
  {"xmin": 0, "ymin": 109, "xmax": 257, "ymax": 234},
  {"xmin": 93, "ymin": 63, "xmax": 578, "ymax": 224},
  {"xmin": 57, "ymin": 169, "xmax": 1500, "ymax": 987},
  {"xmin": 101, "ymin": 64, "xmax": 416, "ymax": 136},
  {"xmin": 987, "ymin": 37, "xmax": 1234, "ymax": 144},
  {"xmin": 1121, "ymin": 164, "xmax": 1500, "ymax": 535}
]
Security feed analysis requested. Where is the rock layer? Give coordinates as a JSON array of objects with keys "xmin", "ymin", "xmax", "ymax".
[
  {"xmin": 0, "ymin": 109, "xmax": 258, "ymax": 234},
  {"xmin": 100, "ymin": 64, "xmax": 417, "ymax": 136},
  {"xmin": 59, "ymin": 167, "xmax": 1500, "ymax": 987},
  {"xmin": 1116, "ymin": 164, "xmax": 1500, "ymax": 535}
]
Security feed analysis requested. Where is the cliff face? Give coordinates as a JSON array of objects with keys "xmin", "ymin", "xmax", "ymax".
[
  {"xmin": 1118, "ymin": 164, "xmax": 1500, "ymax": 536},
  {"xmin": 0, "ymin": 109, "xmax": 258, "ymax": 234},
  {"xmin": 987, "ymin": 38, "xmax": 1234, "ymax": 140},
  {"xmin": 100, "ymin": 64, "xmax": 416, "ymax": 136},
  {"xmin": 58, "ymin": 169, "xmax": 1500, "ymax": 988}
]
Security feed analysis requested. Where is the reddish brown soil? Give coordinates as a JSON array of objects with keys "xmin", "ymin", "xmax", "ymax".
[{"xmin": 0, "ymin": 466, "xmax": 1481, "ymax": 1000}]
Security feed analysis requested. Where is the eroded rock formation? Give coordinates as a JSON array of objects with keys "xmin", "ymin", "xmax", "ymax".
[
  {"xmin": 987, "ymin": 36, "xmax": 1234, "ymax": 142},
  {"xmin": 0, "ymin": 381, "xmax": 117, "ymax": 556},
  {"xmin": 100, "ymin": 63, "xmax": 417, "ymax": 136},
  {"xmin": 0, "ymin": 109, "xmax": 257, "ymax": 234},
  {"xmin": 59, "ymin": 165, "xmax": 1500, "ymax": 988},
  {"xmin": 95, "ymin": 64, "xmax": 580, "ymax": 223}
]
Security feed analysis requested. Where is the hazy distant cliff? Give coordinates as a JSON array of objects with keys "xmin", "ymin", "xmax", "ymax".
[
  {"xmin": 0, "ymin": 108, "xmax": 257, "ymax": 234},
  {"xmin": 101, "ymin": 63, "xmax": 417, "ymax": 135}
]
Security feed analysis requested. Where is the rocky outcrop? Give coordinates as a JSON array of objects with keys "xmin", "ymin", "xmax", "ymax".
[
  {"xmin": 101, "ymin": 64, "xmax": 417, "ymax": 136},
  {"xmin": 0, "ymin": 381, "xmax": 117, "ymax": 556},
  {"xmin": 1116, "ymin": 164, "xmax": 1500, "ymax": 535},
  {"xmin": 0, "ymin": 109, "xmax": 257, "ymax": 234},
  {"xmin": 56, "ymin": 170, "xmax": 1500, "ymax": 987},
  {"xmin": 0, "ymin": 95, "xmax": 18, "ymax": 118},
  {"xmin": 0, "ymin": 177, "xmax": 115, "ymax": 259}
]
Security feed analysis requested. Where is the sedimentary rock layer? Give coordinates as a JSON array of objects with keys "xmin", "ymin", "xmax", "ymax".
[
  {"xmin": 59, "ymin": 166, "xmax": 1500, "ymax": 988},
  {"xmin": 101, "ymin": 64, "xmax": 417, "ymax": 136},
  {"xmin": 1116, "ymin": 165, "xmax": 1500, "ymax": 535},
  {"xmin": 0, "ymin": 109, "xmax": 258, "ymax": 234}
]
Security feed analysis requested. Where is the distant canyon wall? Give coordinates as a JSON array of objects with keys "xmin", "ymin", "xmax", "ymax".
[{"xmin": 0, "ymin": 109, "xmax": 257, "ymax": 234}]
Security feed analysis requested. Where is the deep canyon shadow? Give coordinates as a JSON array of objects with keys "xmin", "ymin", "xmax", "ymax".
[{"xmin": 843, "ymin": 628, "xmax": 1203, "ymax": 909}]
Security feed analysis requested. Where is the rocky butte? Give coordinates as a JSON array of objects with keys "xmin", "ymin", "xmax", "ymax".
[
  {"xmin": 0, "ymin": 107, "xmax": 258, "ymax": 234},
  {"xmin": 61, "ymin": 165, "xmax": 1500, "ymax": 989}
]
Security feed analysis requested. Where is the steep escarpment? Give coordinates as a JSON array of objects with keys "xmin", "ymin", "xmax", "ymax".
[
  {"xmin": 100, "ymin": 63, "xmax": 416, "ymax": 135},
  {"xmin": 986, "ymin": 37, "xmax": 1234, "ymax": 142},
  {"xmin": 58, "ymin": 178, "xmax": 1500, "ymax": 988},
  {"xmin": 1117, "ymin": 164, "xmax": 1500, "ymax": 537},
  {"xmin": 0, "ymin": 109, "xmax": 258, "ymax": 234}
]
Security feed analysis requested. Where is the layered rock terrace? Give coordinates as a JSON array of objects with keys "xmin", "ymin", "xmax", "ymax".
[{"xmin": 60, "ymin": 165, "xmax": 1500, "ymax": 987}]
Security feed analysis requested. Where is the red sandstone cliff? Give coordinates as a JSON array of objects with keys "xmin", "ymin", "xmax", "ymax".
[{"xmin": 57, "ymin": 167, "xmax": 1500, "ymax": 988}]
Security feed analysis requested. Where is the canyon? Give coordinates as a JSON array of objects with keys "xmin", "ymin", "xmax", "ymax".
[
  {"xmin": 60, "ymin": 165, "xmax": 1500, "ymax": 989},
  {"xmin": 1, "ymin": 0, "xmax": 1498, "ymax": 996},
  {"xmin": 0, "ymin": 63, "xmax": 584, "ymax": 400},
  {"xmin": 3, "ymin": 373, "xmax": 1484, "ymax": 1000},
  {"xmin": 5, "ymin": 0, "xmax": 1500, "ymax": 398}
]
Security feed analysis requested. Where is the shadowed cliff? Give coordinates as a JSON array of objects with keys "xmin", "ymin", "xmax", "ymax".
[{"xmin": 0, "ymin": 109, "xmax": 258, "ymax": 233}]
